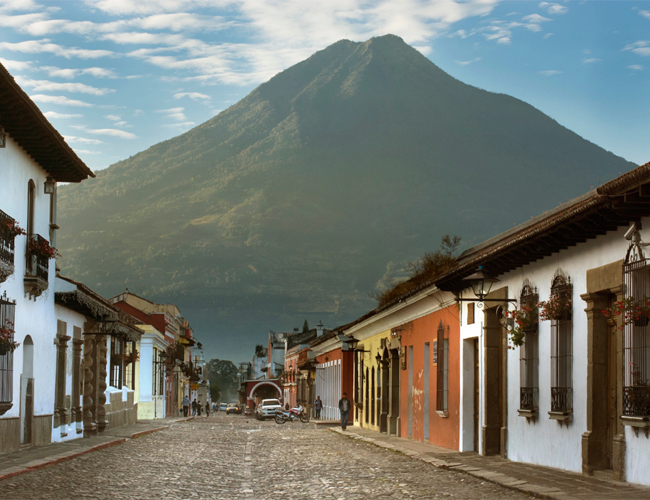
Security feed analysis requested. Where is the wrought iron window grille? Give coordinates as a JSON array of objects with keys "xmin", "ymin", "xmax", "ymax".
[
  {"xmin": 549, "ymin": 270, "xmax": 573, "ymax": 420},
  {"xmin": 0, "ymin": 292, "xmax": 16, "ymax": 415},
  {"xmin": 519, "ymin": 281, "xmax": 539, "ymax": 416},
  {"xmin": 436, "ymin": 322, "xmax": 449, "ymax": 415},
  {"xmin": 0, "ymin": 209, "xmax": 17, "ymax": 284}
]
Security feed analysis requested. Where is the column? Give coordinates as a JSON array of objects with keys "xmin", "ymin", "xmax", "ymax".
[
  {"xmin": 82, "ymin": 335, "xmax": 97, "ymax": 436},
  {"xmin": 387, "ymin": 348, "xmax": 400, "ymax": 436},
  {"xmin": 54, "ymin": 320, "xmax": 70, "ymax": 430}
]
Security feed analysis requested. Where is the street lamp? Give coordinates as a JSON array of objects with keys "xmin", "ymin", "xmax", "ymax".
[
  {"xmin": 456, "ymin": 266, "xmax": 516, "ymax": 304},
  {"xmin": 44, "ymin": 177, "xmax": 55, "ymax": 195}
]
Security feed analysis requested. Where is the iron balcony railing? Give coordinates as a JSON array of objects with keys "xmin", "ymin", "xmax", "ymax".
[
  {"xmin": 26, "ymin": 234, "xmax": 49, "ymax": 281},
  {"xmin": 520, "ymin": 387, "xmax": 538, "ymax": 411},
  {"xmin": 0, "ymin": 209, "xmax": 16, "ymax": 268}
]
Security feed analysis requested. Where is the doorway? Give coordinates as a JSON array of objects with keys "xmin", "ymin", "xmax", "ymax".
[
  {"xmin": 21, "ymin": 336, "xmax": 34, "ymax": 445},
  {"xmin": 606, "ymin": 305, "xmax": 617, "ymax": 469},
  {"xmin": 473, "ymin": 338, "xmax": 479, "ymax": 452},
  {"xmin": 483, "ymin": 304, "xmax": 505, "ymax": 456}
]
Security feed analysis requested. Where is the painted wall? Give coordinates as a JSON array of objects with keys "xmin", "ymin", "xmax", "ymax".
[
  {"xmin": 314, "ymin": 349, "xmax": 353, "ymax": 421},
  {"xmin": 354, "ymin": 329, "xmax": 390, "ymax": 432},
  {"xmin": 400, "ymin": 305, "xmax": 460, "ymax": 450},
  {"xmin": 0, "ymin": 134, "xmax": 58, "ymax": 450},
  {"xmin": 459, "ymin": 218, "xmax": 650, "ymax": 484}
]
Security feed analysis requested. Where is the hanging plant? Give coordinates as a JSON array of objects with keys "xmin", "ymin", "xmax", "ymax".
[
  {"xmin": 0, "ymin": 218, "xmax": 26, "ymax": 240},
  {"xmin": 125, "ymin": 349, "xmax": 139, "ymax": 363},
  {"xmin": 26, "ymin": 238, "xmax": 61, "ymax": 259},
  {"xmin": 539, "ymin": 293, "xmax": 572, "ymax": 321},
  {"xmin": 0, "ymin": 319, "xmax": 20, "ymax": 355},
  {"xmin": 603, "ymin": 297, "xmax": 650, "ymax": 330},
  {"xmin": 504, "ymin": 303, "xmax": 538, "ymax": 348}
]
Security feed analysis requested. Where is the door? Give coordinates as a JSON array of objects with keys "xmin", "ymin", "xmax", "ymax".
[
  {"xmin": 606, "ymin": 318, "xmax": 617, "ymax": 469},
  {"xmin": 473, "ymin": 338, "xmax": 479, "ymax": 452}
]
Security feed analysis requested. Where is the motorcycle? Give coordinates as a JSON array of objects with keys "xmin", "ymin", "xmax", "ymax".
[{"xmin": 274, "ymin": 405, "xmax": 310, "ymax": 424}]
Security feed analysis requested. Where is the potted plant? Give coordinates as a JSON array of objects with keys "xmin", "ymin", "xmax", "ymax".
[
  {"xmin": 0, "ymin": 319, "xmax": 20, "ymax": 355},
  {"xmin": 504, "ymin": 302, "xmax": 538, "ymax": 348},
  {"xmin": 603, "ymin": 297, "xmax": 650, "ymax": 329},
  {"xmin": 0, "ymin": 218, "xmax": 26, "ymax": 241},
  {"xmin": 539, "ymin": 293, "xmax": 572, "ymax": 321},
  {"xmin": 26, "ymin": 237, "xmax": 60, "ymax": 259},
  {"xmin": 125, "ymin": 349, "xmax": 139, "ymax": 364}
]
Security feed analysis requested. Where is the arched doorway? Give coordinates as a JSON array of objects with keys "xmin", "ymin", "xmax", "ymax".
[{"xmin": 21, "ymin": 335, "xmax": 34, "ymax": 445}]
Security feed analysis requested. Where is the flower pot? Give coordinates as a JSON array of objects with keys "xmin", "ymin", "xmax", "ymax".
[
  {"xmin": 634, "ymin": 316, "xmax": 650, "ymax": 327},
  {"xmin": 0, "ymin": 345, "xmax": 9, "ymax": 356}
]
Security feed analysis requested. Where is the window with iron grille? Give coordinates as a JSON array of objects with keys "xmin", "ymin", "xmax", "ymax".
[
  {"xmin": 623, "ymin": 253, "xmax": 650, "ymax": 418},
  {"xmin": 0, "ymin": 293, "xmax": 16, "ymax": 415},
  {"xmin": 153, "ymin": 349, "xmax": 160, "ymax": 396},
  {"xmin": 519, "ymin": 282, "xmax": 539, "ymax": 413},
  {"xmin": 550, "ymin": 273, "xmax": 573, "ymax": 414},
  {"xmin": 124, "ymin": 342, "xmax": 135, "ymax": 390},
  {"xmin": 110, "ymin": 337, "xmax": 124, "ymax": 388},
  {"xmin": 436, "ymin": 321, "xmax": 449, "ymax": 414}
]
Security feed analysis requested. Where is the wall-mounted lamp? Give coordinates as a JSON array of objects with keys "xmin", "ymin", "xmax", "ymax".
[
  {"xmin": 44, "ymin": 177, "xmax": 55, "ymax": 195},
  {"xmin": 0, "ymin": 128, "xmax": 6, "ymax": 148},
  {"xmin": 456, "ymin": 265, "xmax": 516, "ymax": 304}
]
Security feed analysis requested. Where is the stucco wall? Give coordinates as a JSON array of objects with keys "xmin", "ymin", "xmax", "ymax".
[
  {"xmin": 459, "ymin": 218, "xmax": 650, "ymax": 484},
  {"xmin": 0, "ymin": 133, "xmax": 57, "ymax": 449}
]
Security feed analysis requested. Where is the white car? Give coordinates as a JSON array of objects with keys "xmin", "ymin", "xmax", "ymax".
[{"xmin": 255, "ymin": 399, "xmax": 282, "ymax": 420}]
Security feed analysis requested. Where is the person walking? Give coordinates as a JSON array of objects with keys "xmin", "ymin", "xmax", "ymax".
[
  {"xmin": 205, "ymin": 401, "xmax": 210, "ymax": 417},
  {"xmin": 338, "ymin": 392, "xmax": 350, "ymax": 431},
  {"xmin": 197, "ymin": 401, "xmax": 202, "ymax": 416},
  {"xmin": 191, "ymin": 399, "xmax": 198, "ymax": 416},
  {"xmin": 182, "ymin": 395, "xmax": 190, "ymax": 417},
  {"xmin": 314, "ymin": 396, "xmax": 322, "ymax": 420}
]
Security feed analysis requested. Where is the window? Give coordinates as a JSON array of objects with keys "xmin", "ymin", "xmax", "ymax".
[
  {"xmin": 436, "ymin": 321, "xmax": 449, "ymax": 415},
  {"xmin": 519, "ymin": 282, "xmax": 539, "ymax": 414},
  {"xmin": 550, "ymin": 273, "xmax": 573, "ymax": 415},
  {"xmin": 124, "ymin": 342, "xmax": 135, "ymax": 390},
  {"xmin": 467, "ymin": 302, "xmax": 475, "ymax": 325},
  {"xmin": 26, "ymin": 180, "xmax": 35, "ymax": 274},
  {"xmin": 0, "ymin": 293, "xmax": 16, "ymax": 415},
  {"xmin": 110, "ymin": 337, "xmax": 124, "ymax": 388},
  {"xmin": 623, "ymin": 253, "xmax": 650, "ymax": 417}
]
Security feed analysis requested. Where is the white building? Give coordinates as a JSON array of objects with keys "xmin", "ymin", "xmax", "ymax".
[
  {"xmin": 0, "ymin": 63, "xmax": 94, "ymax": 454},
  {"xmin": 436, "ymin": 162, "xmax": 650, "ymax": 486}
]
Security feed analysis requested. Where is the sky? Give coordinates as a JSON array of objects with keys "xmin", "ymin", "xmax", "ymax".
[{"xmin": 0, "ymin": 0, "xmax": 649, "ymax": 170}]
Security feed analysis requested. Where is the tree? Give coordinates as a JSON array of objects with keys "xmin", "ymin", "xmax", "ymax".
[
  {"xmin": 254, "ymin": 344, "xmax": 265, "ymax": 357},
  {"xmin": 205, "ymin": 359, "xmax": 240, "ymax": 402},
  {"xmin": 302, "ymin": 319, "xmax": 309, "ymax": 333}
]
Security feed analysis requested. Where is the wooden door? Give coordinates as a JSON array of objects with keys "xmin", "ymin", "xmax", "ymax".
[
  {"xmin": 606, "ymin": 320, "xmax": 617, "ymax": 468},
  {"xmin": 473, "ymin": 338, "xmax": 479, "ymax": 452}
]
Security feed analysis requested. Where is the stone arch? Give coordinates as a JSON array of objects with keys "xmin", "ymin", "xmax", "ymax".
[{"xmin": 248, "ymin": 381, "xmax": 282, "ymax": 400}]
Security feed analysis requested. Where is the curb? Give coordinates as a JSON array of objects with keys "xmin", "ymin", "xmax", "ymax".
[
  {"xmin": 0, "ymin": 438, "xmax": 126, "ymax": 483},
  {"xmin": 0, "ymin": 421, "xmax": 179, "ymax": 483},
  {"xmin": 328, "ymin": 428, "xmax": 570, "ymax": 500}
]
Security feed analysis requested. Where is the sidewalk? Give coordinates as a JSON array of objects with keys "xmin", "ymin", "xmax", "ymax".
[
  {"xmin": 329, "ymin": 426, "xmax": 650, "ymax": 500},
  {"xmin": 0, "ymin": 416, "xmax": 194, "ymax": 482}
]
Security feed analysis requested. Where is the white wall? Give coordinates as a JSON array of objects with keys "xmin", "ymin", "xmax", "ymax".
[
  {"xmin": 0, "ymin": 133, "xmax": 57, "ymax": 427},
  {"xmin": 459, "ymin": 218, "xmax": 650, "ymax": 484},
  {"xmin": 52, "ymin": 304, "xmax": 85, "ymax": 442}
]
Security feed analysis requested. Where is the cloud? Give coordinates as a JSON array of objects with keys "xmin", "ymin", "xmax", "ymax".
[
  {"xmin": 18, "ymin": 78, "xmax": 114, "ymax": 95},
  {"xmin": 41, "ymin": 65, "xmax": 117, "ymax": 78},
  {"xmin": 583, "ymin": 58, "xmax": 601, "ymax": 64},
  {"xmin": 74, "ymin": 149, "xmax": 102, "ymax": 154},
  {"xmin": 539, "ymin": 2, "xmax": 568, "ymax": 15},
  {"xmin": 162, "ymin": 121, "xmax": 195, "ymax": 128},
  {"xmin": 157, "ymin": 106, "xmax": 188, "ymax": 121},
  {"xmin": 30, "ymin": 94, "xmax": 94, "ymax": 106},
  {"xmin": 71, "ymin": 124, "xmax": 137, "ymax": 139},
  {"xmin": 456, "ymin": 57, "xmax": 481, "ymax": 65},
  {"xmin": 174, "ymin": 91, "xmax": 210, "ymax": 101},
  {"xmin": 538, "ymin": 69, "xmax": 562, "ymax": 76},
  {"xmin": 133, "ymin": 109, "xmax": 144, "ymax": 116},
  {"xmin": 543, "ymin": 32, "xmax": 553, "ymax": 39},
  {"xmin": 522, "ymin": 13, "xmax": 551, "ymax": 23},
  {"xmin": 628, "ymin": 64, "xmax": 643, "ymax": 71},
  {"xmin": 64, "ymin": 135, "xmax": 103, "ymax": 144},
  {"xmin": 0, "ymin": 39, "xmax": 113, "ymax": 58},
  {"xmin": 43, "ymin": 111, "xmax": 82, "ymax": 119},
  {"xmin": 639, "ymin": 10, "xmax": 650, "ymax": 21},
  {"xmin": 0, "ymin": 57, "xmax": 32, "ymax": 71},
  {"xmin": 104, "ymin": 114, "xmax": 121, "ymax": 121},
  {"xmin": 624, "ymin": 41, "xmax": 650, "ymax": 57}
]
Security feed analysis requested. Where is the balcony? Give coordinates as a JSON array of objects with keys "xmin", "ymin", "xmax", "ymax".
[
  {"xmin": 0, "ymin": 209, "xmax": 17, "ymax": 284},
  {"xmin": 24, "ymin": 234, "xmax": 50, "ymax": 299}
]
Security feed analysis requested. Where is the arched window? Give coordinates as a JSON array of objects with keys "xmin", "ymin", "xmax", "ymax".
[
  {"xmin": 27, "ymin": 180, "xmax": 35, "ymax": 237},
  {"xmin": 519, "ymin": 281, "xmax": 539, "ymax": 414},
  {"xmin": 549, "ymin": 271, "xmax": 573, "ymax": 416}
]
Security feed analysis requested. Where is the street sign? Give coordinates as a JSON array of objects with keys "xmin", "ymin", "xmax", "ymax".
[{"xmin": 191, "ymin": 383, "xmax": 199, "ymax": 391}]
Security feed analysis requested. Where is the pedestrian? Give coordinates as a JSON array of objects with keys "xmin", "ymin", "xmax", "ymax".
[
  {"xmin": 197, "ymin": 401, "xmax": 202, "ymax": 416},
  {"xmin": 338, "ymin": 392, "xmax": 350, "ymax": 431},
  {"xmin": 182, "ymin": 395, "xmax": 190, "ymax": 417},
  {"xmin": 191, "ymin": 399, "xmax": 198, "ymax": 416},
  {"xmin": 205, "ymin": 401, "xmax": 210, "ymax": 417},
  {"xmin": 314, "ymin": 396, "xmax": 322, "ymax": 420}
]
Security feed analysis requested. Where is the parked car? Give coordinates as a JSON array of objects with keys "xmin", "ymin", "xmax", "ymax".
[
  {"xmin": 220, "ymin": 403, "xmax": 227, "ymax": 412},
  {"xmin": 255, "ymin": 399, "xmax": 282, "ymax": 420},
  {"xmin": 226, "ymin": 403, "xmax": 242, "ymax": 415}
]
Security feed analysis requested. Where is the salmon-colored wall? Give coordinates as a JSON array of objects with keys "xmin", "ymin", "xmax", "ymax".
[{"xmin": 400, "ymin": 304, "xmax": 460, "ymax": 450}]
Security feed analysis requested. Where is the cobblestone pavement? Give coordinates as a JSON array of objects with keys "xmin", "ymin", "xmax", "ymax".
[{"xmin": 2, "ymin": 414, "xmax": 527, "ymax": 500}]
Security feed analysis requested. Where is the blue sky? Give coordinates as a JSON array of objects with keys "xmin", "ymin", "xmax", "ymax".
[{"xmin": 0, "ymin": 0, "xmax": 648, "ymax": 171}]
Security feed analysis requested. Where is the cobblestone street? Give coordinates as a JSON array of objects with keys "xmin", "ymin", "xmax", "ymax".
[{"xmin": 1, "ymin": 415, "xmax": 526, "ymax": 500}]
